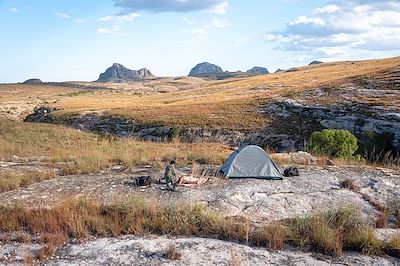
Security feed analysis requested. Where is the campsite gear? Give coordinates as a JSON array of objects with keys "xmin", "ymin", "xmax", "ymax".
[
  {"xmin": 166, "ymin": 182, "xmax": 176, "ymax": 191},
  {"xmin": 133, "ymin": 176, "xmax": 152, "ymax": 186},
  {"xmin": 164, "ymin": 165, "xmax": 177, "ymax": 183},
  {"xmin": 284, "ymin": 167, "xmax": 299, "ymax": 177},
  {"xmin": 220, "ymin": 145, "xmax": 283, "ymax": 180}
]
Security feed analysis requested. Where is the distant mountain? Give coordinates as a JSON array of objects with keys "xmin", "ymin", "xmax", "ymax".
[
  {"xmin": 274, "ymin": 69, "xmax": 285, "ymax": 73},
  {"xmin": 247, "ymin": 67, "xmax": 269, "ymax": 75},
  {"xmin": 22, "ymin": 78, "xmax": 43, "ymax": 84},
  {"xmin": 309, "ymin": 61, "xmax": 323, "ymax": 65},
  {"xmin": 97, "ymin": 63, "xmax": 154, "ymax": 82},
  {"xmin": 189, "ymin": 62, "xmax": 223, "ymax": 76}
]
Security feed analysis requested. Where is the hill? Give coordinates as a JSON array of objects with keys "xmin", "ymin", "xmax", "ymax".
[
  {"xmin": 188, "ymin": 62, "xmax": 223, "ymax": 76},
  {"xmin": 247, "ymin": 66, "xmax": 269, "ymax": 75},
  {"xmin": 97, "ymin": 63, "xmax": 154, "ymax": 82},
  {"xmin": 22, "ymin": 78, "xmax": 43, "ymax": 84},
  {"xmin": 2, "ymin": 57, "xmax": 400, "ymax": 154}
]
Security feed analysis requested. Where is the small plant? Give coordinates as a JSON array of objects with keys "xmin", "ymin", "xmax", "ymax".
[
  {"xmin": 165, "ymin": 243, "xmax": 182, "ymax": 260},
  {"xmin": 375, "ymin": 211, "xmax": 389, "ymax": 229},
  {"xmin": 340, "ymin": 179, "xmax": 358, "ymax": 192},
  {"xmin": 308, "ymin": 129, "xmax": 358, "ymax": 158}
]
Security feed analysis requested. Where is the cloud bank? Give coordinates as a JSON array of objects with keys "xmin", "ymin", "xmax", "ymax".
[{"xmin": 266, "ymin": 0, "xmax": 400, "ymax": 59}]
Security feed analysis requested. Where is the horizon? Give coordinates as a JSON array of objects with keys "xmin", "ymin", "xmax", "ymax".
[{"xmin": 1, "ymin": 0, "xmax": 400, "ymax": 83}]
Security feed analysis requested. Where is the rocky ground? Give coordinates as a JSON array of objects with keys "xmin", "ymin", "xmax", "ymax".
[
  {"xmin": 17, "ymin": 236, "xmax": 400, "ymax": 265},
  {"xmin": 1, "ymin": 158, "xmax": 400, "ymax": 265},
  {"xmin": 1, "ymin": 162, "xmax": 399, "ymax": 223}
]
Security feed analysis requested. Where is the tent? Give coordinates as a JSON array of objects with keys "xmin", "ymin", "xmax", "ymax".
[{"xmin": 220, "ymin": 145, "xmax": 283, "ymax": 180}]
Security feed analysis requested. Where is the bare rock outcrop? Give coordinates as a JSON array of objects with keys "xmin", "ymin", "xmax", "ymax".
[
  {"xmin": 189, "ymin": 62, "xmax": 223, "ymax": 76},
  {"xmin": 97, "ymin": 63, "xmax": 154, "ymax": 83},
  {"xmin": 247, "ymin": 66, "xmax": 269, "ymax": 75},
  {"xmin": 22, "ymin": 78, "xmax": 43, "ymax": 84}
]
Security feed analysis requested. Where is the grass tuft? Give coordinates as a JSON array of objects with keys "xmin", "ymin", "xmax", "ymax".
[
  {"xmin": 0, "ymin": 199, "xmax": 398, "ymax": 260},
  {"xmin": 340, "ymin": 179, "xmax": 358, "ymax": 192},
  {"xmin": 165, "ymin": 243, "xmax": 182, "ymax": 260}
]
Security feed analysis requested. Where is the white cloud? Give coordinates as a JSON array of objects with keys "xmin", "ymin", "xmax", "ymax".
[
  {"xmin": 313, "ymin": 5, "xmax": 340, "ymax": 14},
  {"xmin": 8, "ymin": 8, "xmax": 20, "ymax": 13},
  {"xmin": 54, "ymin": 12, "xmax": 70, "ymax": 19},
  {"xmin": 266, "ymin": 0, "xmax": 400, "ymax": 57},
  {"xmin": 75, "ymin": 19, "xmax": 85, "ymax": 23},
  {"xmin": 181, "ymin": 17, "xmax": 231, "ymax": 43},
  {"xmin": 288, "ymin": 16, "xmax": 325, "ymax": 26},
  {"xmin": 113, "ymin": 0, "xmax": 229, "ymax": 13},
  {"xmin": 209, "ymin": 1, "xmax": 228, "ymax": 14},
  {"xmin": 96, "ymin": 25, "xmax": 121, "ymax": 34},
  {"xmin": 98, "ymin": 13, "xmax": 141, "ymax": 23}
]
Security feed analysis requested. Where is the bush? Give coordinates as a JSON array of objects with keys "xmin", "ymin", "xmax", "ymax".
[{"xmin": 308, "ymin": 129, "xmax": 358, "ymax": 158}]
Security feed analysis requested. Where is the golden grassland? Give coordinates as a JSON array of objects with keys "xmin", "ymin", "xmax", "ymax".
[
  {"xmin": 0, "ymin": 198, "xmax": 399, "ymax": 262},
  {"xmin": 0, "ymin": 84, "xmax": 81, "ymax": 102},
  {"xmin": 2, "ymin": 57, "xmax": 399, "ymax": 128},
  {"xmin": 0, "ymin": 118, "xmax": 230, "ymax": 174}
]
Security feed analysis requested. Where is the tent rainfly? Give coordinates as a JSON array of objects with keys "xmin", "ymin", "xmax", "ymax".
[{"xmin": 220, "ymin": 145, "xmax": 283, "ymax": 180}]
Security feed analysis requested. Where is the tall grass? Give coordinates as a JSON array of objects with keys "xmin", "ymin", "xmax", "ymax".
[
  {"xmin": 0, "ymin": 199, "xmax": 398, "ymax": 261},
  {"xmin": 0, "ymin": 119, "xmax": 229, "ymax": 174}
]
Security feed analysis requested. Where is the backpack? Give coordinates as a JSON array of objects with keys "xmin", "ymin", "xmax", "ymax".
[
  {"xmin": 133, "ymin": 176, "xmax": 152, "ymax": 186},
  {"xmin": 284, "ymin": 167, "xmax": 299, "ymax": 177}
]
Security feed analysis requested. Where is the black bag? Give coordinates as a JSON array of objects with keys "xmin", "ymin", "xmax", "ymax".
[
  {"xmin": 133, "ymin": 176, "xmax": 152, "ymax": 186},
  {"xmin": 284, "ymin": 167, "xmax": 299, "ymax": 177}
]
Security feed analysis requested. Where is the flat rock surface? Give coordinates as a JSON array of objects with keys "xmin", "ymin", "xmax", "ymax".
[
  {"xmin": 40, "ymin": 236, "xmax": 399, "ymax": 266},
  {"xmin": 1, "ymin": 165, "xmax": 399, "ymax": 223}
]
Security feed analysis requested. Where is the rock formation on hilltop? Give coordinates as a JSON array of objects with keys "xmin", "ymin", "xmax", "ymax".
[
  {"xmin": 97, "ymin": 63, "xmax": 154, "ymax": 83},
  {"xmin": 309, "ymin": 60, "xmax": 323, "ymax": 65},
  {"xmin": 22, "ymin": 78, "xmax": 43, "ymax": 84},
  {"xmin": 189, "ymin": 62, "xmax": 223, "ymax": 76},
  {"xmin": 247, "ymin": 67, "xmax": 269, "ymax": 75},
  {"xmin": 274, "ymin": 69, "xmax": 285, "ymax": 73}
]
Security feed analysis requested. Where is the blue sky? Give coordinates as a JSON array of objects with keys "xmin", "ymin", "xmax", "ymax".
[{"xmin": 1, "ymin": 0, "xmax": 399, "ymax": 82}]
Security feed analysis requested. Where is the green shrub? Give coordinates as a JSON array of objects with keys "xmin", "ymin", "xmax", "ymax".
[{"xmin": 308, "ymin": 129, "xmax": 358, "ymax": 158}]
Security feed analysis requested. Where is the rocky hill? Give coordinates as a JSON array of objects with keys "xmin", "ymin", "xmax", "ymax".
[
  {"xmin": 18, "ymin": 57, "xmax": 400, "ymax": 155},
  {"xmin": 309, "ymin": 60, "xmax": 323, "ymax": 65},
  {"xmin": 22, "ymin": 78, "xmax": 43, "ymax": 84},
  {"xmin": 188, "ymin": 62, "xmax": 223, "ymax": 76},
  {"xmin": 97, "ymin": 63, "xmax": 154, "ymax": 82},
  {"xmin": 247, "ymin": 66, "xmax": 269, "ymax": 75}
]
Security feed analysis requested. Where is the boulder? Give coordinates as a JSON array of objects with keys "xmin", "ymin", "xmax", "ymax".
[{"xmin": 271, "ymin": 152, "xmax": 318, "ymax": 165}]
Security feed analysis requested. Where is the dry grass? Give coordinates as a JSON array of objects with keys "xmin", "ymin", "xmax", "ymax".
[
  {"xmin": 3, "ymin": 57, "xmax": 398, "ymax": 129},
  {"xmin": 0, "ymin": 170, "xmax": 55, "ymax": 192},
  {"xmin": 375, "ymin": 212, "xmax": 389, "ymax": 229},
  {"xmin": 0, "ymin": 119, "xmax": 230, "ymax": 174},
  {"xmin": 165, "ymin": 243, "xmax": 182, "ymax": 260},
  {"xmin": 0, "ymin": 198, "xmax": 398, "ymax": 261},
  {"xmin": 340, "ymin": 179, "xmax": 359, "ymax": 192}
]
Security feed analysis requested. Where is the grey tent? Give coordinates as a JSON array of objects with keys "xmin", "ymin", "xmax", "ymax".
[{"xmin": 220, "ymin": 145, "xmax": 283, "ymax": 180}]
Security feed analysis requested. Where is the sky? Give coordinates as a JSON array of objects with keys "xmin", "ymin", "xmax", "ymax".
[{"xmin": 0, "ymin": 0, "xmax": 399, "ymax": 82}]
